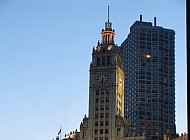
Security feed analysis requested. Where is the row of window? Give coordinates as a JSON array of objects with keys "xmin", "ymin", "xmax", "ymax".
[
  {"xmin": 95, "ymin": 113, "xmax": 109, "ymax": 118},
  {"xmin": 96, "ymin": 56, "xmax": 111, "ymax": 66},
  {"xmin": 96, "ymin": 97, "xmax": 109, "ymax": 103},
  {"xmin": 95, "ymin": 105, "xmax": 109, "ymax": 111},
  {"xmin": 95, "ymin": 121, "xmax": 109, "ymax": 126},
  {"xmin": 96, "ymin": 90, "xmax": 109, "ymax": 95},
  {"xmin": 95, "ymin": 129, "xmax": 109, "ymax": 134},
  {"xmin": 133, "ymin": 28, "xmax": 173, "ymax": 35}
]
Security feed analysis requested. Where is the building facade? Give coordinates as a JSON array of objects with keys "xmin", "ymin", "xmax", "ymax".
[
  {"xmin": 121, "ymin": 15, "xmax": 176, "ymax": 139},
  {"xmin": 79, "ymin": 14, "xmax": 135, "ymax": 140}
]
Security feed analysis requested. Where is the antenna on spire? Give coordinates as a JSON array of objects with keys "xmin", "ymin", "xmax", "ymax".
[{"xmin": 108, "ymin": 5, "xmax": 110, "ymax": 22}]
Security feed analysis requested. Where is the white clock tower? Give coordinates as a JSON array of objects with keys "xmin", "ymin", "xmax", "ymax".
[{"xmin": 80, "ymin": 7, "xmax": 132, "ymax": 140}]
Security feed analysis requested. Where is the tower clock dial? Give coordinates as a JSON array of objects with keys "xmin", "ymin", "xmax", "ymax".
[{"xmin": 96, "ymin": 73, "xmax": 109, "ymax": 85}]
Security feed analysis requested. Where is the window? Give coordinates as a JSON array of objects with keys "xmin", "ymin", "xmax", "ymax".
[
  {"xmin": 95, "ymin": 121, "xmax": 98, "ymax": 126},
  {"xmin": 100, "ymin": 121, "xmax": 103, "ymax": 126},
  {"xmin": 105, "ymin": 113, "xmax": 109, "ymax": 118},
  {"xmin": 105, "ymin": 121, "xmax": 109, "ymax": 126},
  {"xmin": 102, "ymin": 56, "xmax": 105, "ymax": 65},
  {"xmin": 105, "ymin": 137, "xmax": 109, "ymax": 140},
  {"xmin": 96, "ymin": 98, "xmax": 99, "ymax": 103},
  {"xmin": 106, "ymin": 90, "xmax": 109, "ymax": 94},
  {"xmin": 95, "ymin": 129, "xmax": 98, "ymax": 134},
  {"xmin": 106, "ymin": 105, "xmax": 109, "ymax": 110},
  {"xmin": 97, "ymin": 57, "xmax": 100, "ymax": 66},
  {"xmin": 117, "ymin": 128, "xmax": 121, "ymax": 136},
  {"xmin": 101, "ymin": 105, "xmax": 104, "ymax": 110},
  {"xmin": 95, "ymin": 114, "xmax": 98, "ymax": 118},
  {"xmin": 107, "ymin": 56, "xmax": 111, "ymax": 65},
  {"xmin": 100, "ymin": 129, "xmax": 103, "ymax": 134},
  {"xmin": 101, "ymin": 90, "xmax": 104, "ymax": 94},
  {"xmin": 101, "ymin": 97, "xmax": 104, "ymax": 102},
  {"xmin": 106, "ymin": 97, "xmax": 109, "ymax": 102},
  {"xmin": 96, "ymin": 90, "xmax": 99, "ymax": 95},
  {"xmin": 100, "ymin": 113, "xmax": 104, "ymax": 118},
  {"xmin": 105, "ymin": 129, "xmax": 109, "ymax": 134}
]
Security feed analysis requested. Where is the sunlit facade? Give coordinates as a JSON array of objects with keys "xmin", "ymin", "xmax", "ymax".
[{"xmin": 121, "ymin": 15, "xmax": 176, "ymax": 139}]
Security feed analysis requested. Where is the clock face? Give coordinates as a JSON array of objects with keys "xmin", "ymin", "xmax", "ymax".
[
  {"xmin": 107, "ymin": 45, "xmax": 112, "ymax": 50},
  {"xmin": 96, "ymin": 73, "xmax": 109, "ymax": 85}
]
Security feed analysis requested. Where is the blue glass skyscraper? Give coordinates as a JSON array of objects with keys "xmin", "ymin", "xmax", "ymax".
[{"xmin": 121, "ymin": 16, "xmax": 176, "ymax": 139}]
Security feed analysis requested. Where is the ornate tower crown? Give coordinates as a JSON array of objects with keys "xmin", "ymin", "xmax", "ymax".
[{"xmin": 101, "ymin": 6, "xmax": 115, "ymax": 44}]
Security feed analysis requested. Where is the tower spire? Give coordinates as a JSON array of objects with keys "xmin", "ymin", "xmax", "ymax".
[
  {"xmin": 101, "ymin": 5, "xmax": 115, "ymax": 44},
  {"xmin": 108, "ymin": 5, "xmax": 110, "ymax": 22}
]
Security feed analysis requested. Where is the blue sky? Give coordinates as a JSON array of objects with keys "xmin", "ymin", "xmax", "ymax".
[{"xmin": 0, "ymin": 0, "xmax": 186, "ymax": 140}]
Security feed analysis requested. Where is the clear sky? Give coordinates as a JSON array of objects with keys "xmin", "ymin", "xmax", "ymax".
[{"xmin": 0, "ymin": 0, "xmax": 186, "ymax": 140}]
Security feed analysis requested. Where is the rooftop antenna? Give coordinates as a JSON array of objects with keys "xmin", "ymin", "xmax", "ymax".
[
  {"xmin": 140, "ymin": 15, "xmax": 142, "ymax": 22},
  {"xmin": 108, "ymin": 5, "xmax": 110, "ymax": 22}
]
